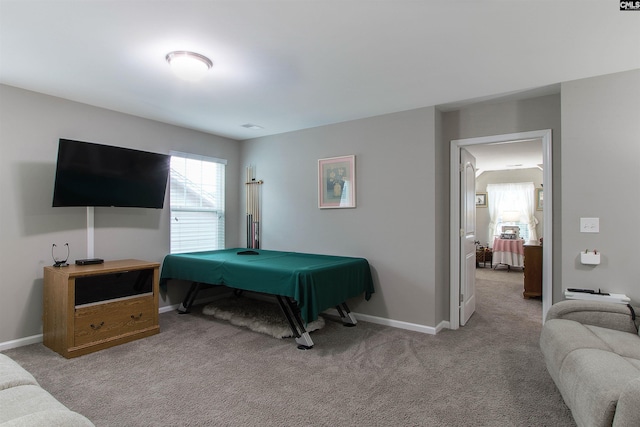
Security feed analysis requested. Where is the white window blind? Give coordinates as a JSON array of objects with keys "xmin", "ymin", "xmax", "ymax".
[{"xmin": 170, "ymin": 153, "xmax": 226, "ymax": 254}]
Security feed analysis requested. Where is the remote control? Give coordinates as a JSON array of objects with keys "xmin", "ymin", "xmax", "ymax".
[{"xmin": 567, "ymin": 288, "xmax": 595, "ymax": 293}]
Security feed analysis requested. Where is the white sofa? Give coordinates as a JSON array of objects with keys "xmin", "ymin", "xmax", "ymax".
[
  {"xmin": 0, "ymin": 353, "xmax": 94, "ymax": 426},
  {"xmin": 540, "ymin": 300, "xmax": 640, "ymax": 427}
]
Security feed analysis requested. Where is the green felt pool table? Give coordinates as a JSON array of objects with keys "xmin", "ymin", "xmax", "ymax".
[{"xmin": 160, "ymin": 248, "xmax": 374, "ymax": 348}]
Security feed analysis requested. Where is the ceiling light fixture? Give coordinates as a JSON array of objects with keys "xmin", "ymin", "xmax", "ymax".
[{"xmin": 165, "ymin": 51, "xmax": 213, "ymax": 82}]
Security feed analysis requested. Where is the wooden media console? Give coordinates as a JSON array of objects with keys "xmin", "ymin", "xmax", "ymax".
[{"xmin": 43, "ymin": 259, "xmax": 160, "ymax": 358}]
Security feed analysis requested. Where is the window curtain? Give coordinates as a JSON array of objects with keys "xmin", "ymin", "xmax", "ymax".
[
  {"xmin": 487, "ymin": 186, "xmax": 505, "ymax": 242},
  {"xmin": 523, "ymin": 184, "xmax": 539, "ymax": 242},
  {"xmin": 486, "ymin": 182, "xmax": 538, "ymax": 242}
]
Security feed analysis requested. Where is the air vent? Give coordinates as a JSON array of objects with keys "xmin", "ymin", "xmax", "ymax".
[{"xmin": 241, "ymin": 123, "xmax": 264, "ymax": 130}]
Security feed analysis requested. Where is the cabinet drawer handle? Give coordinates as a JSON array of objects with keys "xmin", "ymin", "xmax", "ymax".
[
  {"xmin": 90, "ymin": 322, "xmax": 104, "ymax": 330},
  {"xmin": 131, "ymin": 313, "xmax": 143, "ymax": 320}
]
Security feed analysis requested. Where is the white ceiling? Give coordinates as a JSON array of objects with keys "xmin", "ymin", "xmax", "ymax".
[
  {"xmin": 465, "ymin": 139, "xmax": 543, "ymax": 175},
  {"xmin": 1, "ymin": 1, "xmax": 639, "ymax": 141}
]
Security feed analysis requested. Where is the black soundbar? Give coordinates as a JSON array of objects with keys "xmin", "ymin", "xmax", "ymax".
[{"xmin": 76, "ymin": 258, "xmax": 104, "ymax": 266}]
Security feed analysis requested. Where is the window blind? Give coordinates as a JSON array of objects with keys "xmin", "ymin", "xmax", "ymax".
[{"xmin": 169, "ymin": 152, "xmax": 226, "ymax": 254}]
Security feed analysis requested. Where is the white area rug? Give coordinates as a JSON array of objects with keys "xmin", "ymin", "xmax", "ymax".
[{"xmin": 202, "ymin": 296, "xmax": 324, "ymax": 339}]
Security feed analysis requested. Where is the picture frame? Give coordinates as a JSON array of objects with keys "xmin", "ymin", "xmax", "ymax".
[
  {"xmin": 475, "ymin": 192, "xmax": 487, "ymax": 208},
  {"xmin": 536, "ymin": 188, "xmax": 543, "ymax": 211},
  {"xmin": 318, "ymin": 155, "xmax": 356, "ymax": 209}
]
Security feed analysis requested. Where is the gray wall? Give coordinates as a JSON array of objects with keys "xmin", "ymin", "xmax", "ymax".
[
  {"xmin": 475, "ymin": 168, "xmax": 544, "ymax": 246},
  {"xmin": 2, "ymin": 69, "xmax": 638, "ymax": 345},
  {"xmin": 0, "ymin": 84, "xmax": 241, "ymax": 344},
  {"xmin": 441, "ymin": 94, "xmax": 562, "ymax": 305},
  {"xmin": 560, "ymin": 69, "xmax": 640, "ymax": 302},
  {"xmin": 241, "ymin": 107, "xmax": 444, "ymax": 327}
]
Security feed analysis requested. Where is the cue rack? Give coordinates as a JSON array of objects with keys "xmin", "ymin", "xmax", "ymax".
[{"xmin": 245, "ymin": 165, "xmax": 264, "ymax": 248}]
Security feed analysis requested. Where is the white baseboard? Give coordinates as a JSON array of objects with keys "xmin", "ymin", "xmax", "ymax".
[
  {"xmin": 159, "ymin": 292, "xmax": 233, "ymax": 314},
  {"xmin": 0, "ymin": 334, "xmax": 43, "ymax": 352},
  {"xmin": 324, "ymin": 309, "xmax": 449, "ymax": 335},
  {"xmin": 1, "ymin": 297, "xmax": 448, "ymax": 351},
  {"xmin": 159, "ymin": 304, "xmax": 180, "ymax": 314},
  {"xmin": 0, "ymin": 295, "xmax": 227, "ymax": 351}
]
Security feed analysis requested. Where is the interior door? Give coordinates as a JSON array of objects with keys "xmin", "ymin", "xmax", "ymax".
[{"xmin": 460, "ymin": 148, "xmax": 477, "ymax": 326}]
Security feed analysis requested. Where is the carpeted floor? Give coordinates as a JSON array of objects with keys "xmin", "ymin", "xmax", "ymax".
[{"xmin": 2, "ymin": 267, "xmax": 575, "ymax": 426}]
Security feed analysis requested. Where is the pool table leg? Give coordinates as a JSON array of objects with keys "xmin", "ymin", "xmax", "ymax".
[
  {"xmin": 336, "ymin": 302, "xmax": 357, "ymax": 326},
  {"xmin": 177, "ymin": 282, "xmax": 202, "ymax": 314},
  {"xmin": 294, "ymin": 332, "xmax": 314, "ymax": 349},
  {"xmin": 276, "ymin": 295, "xmax": 314, "ymax": 350}
]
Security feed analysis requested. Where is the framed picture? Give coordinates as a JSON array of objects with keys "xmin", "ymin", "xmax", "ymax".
[
  {"xmin": 536, "ymin": 188, "xmax": 543, "ymax": 211},
  {"xmin": 475, "ymin": 192, "xmax": 487, "ymax": 208},
  {"xmin": 318, "ymin": 155, "xmax": 356, "ymax": 209}
]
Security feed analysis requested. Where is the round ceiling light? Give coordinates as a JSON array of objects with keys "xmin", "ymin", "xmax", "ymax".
[{"xmin": 165, "ymin": 51, "xmax": 213, "ymax": 82}]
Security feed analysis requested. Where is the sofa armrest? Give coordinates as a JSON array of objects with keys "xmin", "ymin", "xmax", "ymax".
[
  {"xmin": 545, "ymin": 300, "xmax": 639, "ymax": 334},
  {"xmin": 0, "ymin": 354, "xmax": 39, "ymax": 391},
  {"xmin": 613, "ymin": 377, "xmax": 640, "ymax": 427}
]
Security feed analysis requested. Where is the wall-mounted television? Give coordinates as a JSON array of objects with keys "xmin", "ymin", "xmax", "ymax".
[{"xmin": 52, "ymin": 139, "xmax": 170, "ymax": 208}]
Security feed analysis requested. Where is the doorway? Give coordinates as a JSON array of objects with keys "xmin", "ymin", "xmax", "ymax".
[{"xmin": 450, "ymin": 129, "xmax": 552, "ymax": 330}]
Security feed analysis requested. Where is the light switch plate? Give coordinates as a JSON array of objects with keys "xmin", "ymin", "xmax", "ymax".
[{"xmin": 580, "ymin": 217, "xmax": 599, "ymax": 233}]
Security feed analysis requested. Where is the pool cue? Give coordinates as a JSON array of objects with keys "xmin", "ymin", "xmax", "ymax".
[{"xmin": 245, "ymin": 165, "xmax": 264, "ymax": 248}]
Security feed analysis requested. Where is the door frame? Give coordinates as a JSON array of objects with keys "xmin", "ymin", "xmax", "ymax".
[{"xmin": 449, "ymin": 129, "xmax": 553, "ymax": 329}]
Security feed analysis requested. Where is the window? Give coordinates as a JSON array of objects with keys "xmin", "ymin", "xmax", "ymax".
[
  {"xmin": 170, "ymin": 153, "xmax": 226, "ymax": 254},
  {"xmin": 487, "ymin": 182, "xmax": 538, "ymax": 243}
]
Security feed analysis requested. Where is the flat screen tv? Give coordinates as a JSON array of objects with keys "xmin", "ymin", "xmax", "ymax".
[{"xmin": 52, "ymin": 139, "xmax": 170, "ymax": 208}]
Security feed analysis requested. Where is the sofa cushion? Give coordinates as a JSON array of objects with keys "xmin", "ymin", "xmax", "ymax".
[
  {"xmin": 584, "ymin": 324, "xmax": 640, "ymax": 360},
  {"xmin": 0, "ymin": 354, "xmax": 38, "ymax": 391},
  {"xmin": 559, "ymin": 348, "xmax": 640, "ymax": 427},
  {"xmin": 0, "ymin": 409, "xmax": 95, "ymax": 427},
  {"xmin": 540, "ymin": 319, "xmax": 613, "ymax": 382},
  {"xmin": 613, "ymin": 377, "xmax": 640, "ymax": 427},
  {"xmin": 0, "ymin": 384, "xmax": 70, "ymax": 423}
]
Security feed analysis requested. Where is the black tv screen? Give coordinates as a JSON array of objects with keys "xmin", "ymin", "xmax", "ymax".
[{"xmin": 52, "ymin": 139, "xmax": 170, "ymax": 208}]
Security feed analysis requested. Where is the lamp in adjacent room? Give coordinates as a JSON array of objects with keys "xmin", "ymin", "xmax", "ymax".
[{"xmin": 166, "ymin": 51, "xmax": 213, "ymax": 82}]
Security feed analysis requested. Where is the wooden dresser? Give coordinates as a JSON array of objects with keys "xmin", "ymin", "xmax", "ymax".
[
  {"xmin": 523, "ymin": 245, "xmax": 542, "ymax": 298},
  {"xmin": 43, "ymin": 259, "xmax": 160, "ymax": 358}
]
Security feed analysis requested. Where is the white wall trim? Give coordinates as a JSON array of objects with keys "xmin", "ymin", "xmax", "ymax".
[
  {"xmin": 324, "ymin": 309, "xmax": 446, "ymax": 335},
  {"xmin": 0, "ymin": 334, "xmax": 43, "ymax": 352},
  {"xmin": 168, "ymin": 297, "xmax": 447, "ymax": 335},
  {"xmin": 1, "ymin": 299, "xmax": 448, "ymax": 350},
  {"xmin": 159, "ymin": 294, "xmax": 230, "ymax": 314},
  {"xmin": 159, "ymin": 304, "xmax": 181, "ymax": 314},
  {"xmin": 450, "ymin": 129, "xmax": 553, "ymax": 330},
  {"xmin": 0, "ymin": 297, "xmax": 224, "ymax": 351}
]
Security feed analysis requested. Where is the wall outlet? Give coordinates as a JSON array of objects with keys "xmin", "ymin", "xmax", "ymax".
[{"xmin": 580, "ymin": 217, "xmax": 599, "ymax": 233}]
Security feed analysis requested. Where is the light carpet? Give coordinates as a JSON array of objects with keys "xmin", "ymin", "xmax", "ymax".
[
  {"xmin": 202, "ymin": 296, "xmax": 325, "ymax": 339},
  {"xmin": 2, "ymin": 268, "xmax": 574, "ymax": 426}
]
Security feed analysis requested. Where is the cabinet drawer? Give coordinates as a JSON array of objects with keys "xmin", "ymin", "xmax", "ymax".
[{"xmin": 74, "ymin": 296, "xmax": 156, "ymax": 347}]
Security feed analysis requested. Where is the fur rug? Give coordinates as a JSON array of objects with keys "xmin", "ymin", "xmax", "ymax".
[{"xmin": 202, "ymin": 296, "xmax": 325, "ymax": 339}]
